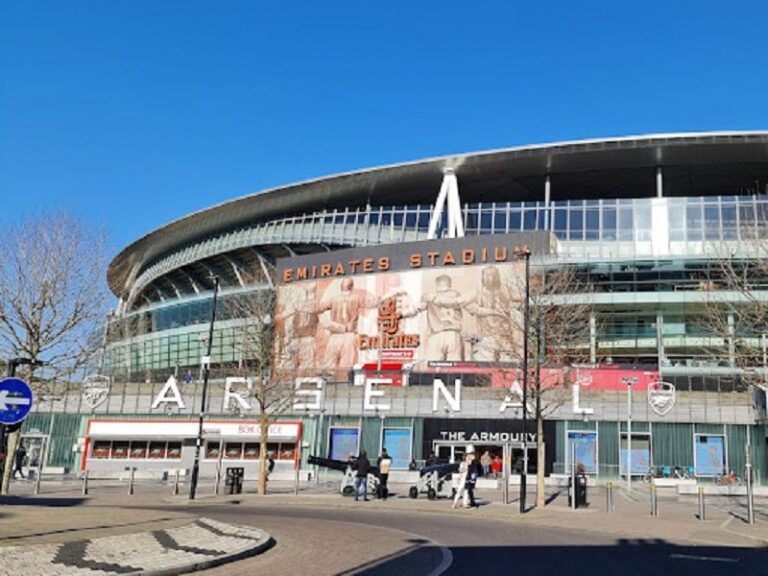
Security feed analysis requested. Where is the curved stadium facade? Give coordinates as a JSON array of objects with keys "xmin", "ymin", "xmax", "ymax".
[{"xmin": 28, "ymin": 132, "xmax": 768, "ymax": 483}]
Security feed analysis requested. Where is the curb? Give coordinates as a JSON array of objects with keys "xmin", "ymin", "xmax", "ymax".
[{"xmin": 138, "ymin": 522, "xmax": 275, "ymax": 576}]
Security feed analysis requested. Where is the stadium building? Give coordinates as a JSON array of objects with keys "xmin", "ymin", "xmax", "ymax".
[{"xmin": 22, "ymin": 132, "xmax": 768, "ymax": 486}]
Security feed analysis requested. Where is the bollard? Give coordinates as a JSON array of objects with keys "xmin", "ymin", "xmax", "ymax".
[
  {"xmin": 128, "ymin": 467, "xmax": 135, "ymax": 496},
  {"xmin": 172, "ymin": 470, "xmax": 180, "ymax": 496},
  {"xmin": 606, "ymin": 482, "xmax": 615, "ymax": 513},
  {"xmin": 82, "ymin": 469, "xmax": 89, "ymax": 496},
  {"xmin": 697, "ymin": 486, "xmax": 705, "ymax": 521},
  {"xmin": 650, "ymin": 484, "xmax": 658, "ymax": 517}
]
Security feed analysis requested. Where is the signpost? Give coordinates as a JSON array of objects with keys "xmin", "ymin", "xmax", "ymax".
[{"xmin": 0, "ymin": 378, "xmax": 34, "ymax": 426}]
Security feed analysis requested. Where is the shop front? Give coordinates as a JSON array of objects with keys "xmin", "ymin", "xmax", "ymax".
[
  {"xmin": 422, "ymin": 418, "xmax": 556, "ymax": 476},
  {"xmin": 82, "ymin": 419, "xmax": 302, "ymax": 479}
]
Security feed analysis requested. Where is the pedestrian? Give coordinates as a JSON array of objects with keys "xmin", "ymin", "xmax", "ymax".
[
  {"xmin": 426, "ymin": 451, "xmax": 438, "ymax": 467},
  {"xmin": 464, "ymin": 452, "xmax": 479, "ymax": 508},
  {"xmin": 13, "ymin": 441, "xmax": 26, "ymax": 479},
  {"xmin": 266, "ymin": 452, "xmax": 275, "ymax": 481},
  {"xmin": 354, "ymin": 450, "xmax": 371, "ymax": 501},
  {"xmin": 452, "ymin": 445, "xmax": 479, "ymax": 509},
  {"xmin": 377, "ymin": 448, "xmax": 392, "ymax": 499},
  {"xmin": 480, "ymin": 450, "xmax": 491, "ymax": 477},
  {"xmin": 491, "ymin": 455, "xmax": 502, "ymax": 478}
]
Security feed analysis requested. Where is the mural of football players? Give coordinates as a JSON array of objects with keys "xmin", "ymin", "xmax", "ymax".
[
  {"xmin": 317, "ymin": 278, "xmax": 377, "ymax": 369},
  {"xmin": 287, "ymin": 283, "xmax": 319, "ymax": 370},
  {"xmin": 464, "ymin": 265, "xmax": 519, "ymax": 362},
  {"xmin": 421, "ymin": 274, "xmax": 464, "ymax": 361}
]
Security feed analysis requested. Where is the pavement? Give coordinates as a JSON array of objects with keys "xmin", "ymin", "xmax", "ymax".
[{"xmin": 1, "ymin": 477, "xmax": 767, "ymax": 575}]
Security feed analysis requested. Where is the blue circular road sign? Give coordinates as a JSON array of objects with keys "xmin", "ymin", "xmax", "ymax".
[{"xmin": 0, "ymin": 378, "xmax": 34, "ymax": 425}]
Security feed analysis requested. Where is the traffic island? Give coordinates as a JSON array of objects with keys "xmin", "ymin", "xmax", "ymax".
[{"xmin": 0, "ymin": 517, "xmax": 274, "ymax": 576}]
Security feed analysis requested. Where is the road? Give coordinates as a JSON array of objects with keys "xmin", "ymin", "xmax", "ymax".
[{"xmin": 184, "ymin": 500, "xmax": 768, "ymax": 575}]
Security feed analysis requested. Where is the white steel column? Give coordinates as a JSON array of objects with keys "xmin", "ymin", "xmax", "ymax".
[
  {"xmin": 656, "ymin": 166, "xmax": 664, "ymax": 198},
  {"xmin": 427, "ymin": 168, "xmax": 464, "ymax": 239},
  {"xmin": 544, "ymin": 174, "xmax": 552, "ymax": 230}
]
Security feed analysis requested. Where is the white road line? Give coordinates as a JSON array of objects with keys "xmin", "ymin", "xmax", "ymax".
[
  {"xmin": 670, "ymin": 553, "xmax": 740, "ymax": 563},
  {"xmin": 428, "ymin": 543, "xmax": 453, "ymax": 576}
]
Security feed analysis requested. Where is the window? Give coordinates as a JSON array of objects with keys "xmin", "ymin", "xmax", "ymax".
[
  {"xmin": 694, "ymin": 434, "xmax": 726, "ymax": 476},
  {"xmin": 92, "ymin": 441, "xmax": 111, "ymax": 459},
  {"xmin": 129, "ymin": 441, "xmax": 147, "ymax": 459},
  {"xmin": 278, "ymin": 443, "xmax": 295, "ymax": 460},
  {"xmin": 111, "ymin": 441, "xmax": 129, "ymax": 459},
  {"xmin": 328, "ymin": 427, "xmax": 360, "ymax": 461},
  {"xmin": 243, "ymin": 443, "xmax": 260, "ymax": 460},
  {"xmin": 566, "ymin": 431, "xmax": 597, "ymax": 475},
  {"xmin": 382, "ymin": 428, "xmax": 412, "ymax": 469},
  {"xmin": 148, "ymin": 442, "xmax": 167, "ymax": 459},
  {"xmin": 206, "ymin": 442, "xmax": 222, "ymax": 459},
  {"xmin": 166, "ymin": 442, "xmax": 182, "ymax": 459},
  {"xmin": 225, "ymin": 443, "xmax": 243, "ymax": 459},
  {"xmin": 619, "ymin": 433, "xmax": 651, "ymax": 476}
]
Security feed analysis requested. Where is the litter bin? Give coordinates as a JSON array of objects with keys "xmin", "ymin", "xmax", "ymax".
[
  {"xmin": 225, "ymin": 467, "xmax": 244, "ymax": 495},
  {"xmin": 568, "ymin": 474, "xmax": 589, "ymax": 508}
]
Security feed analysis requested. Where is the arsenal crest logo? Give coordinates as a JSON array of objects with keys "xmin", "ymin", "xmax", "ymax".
[
  {"xmin": 82, "ymin": 374, "xmax": 111, "ymax": 409},
  {"xmin": 647, "ymin": 381, "xmax": 675, "ymax": 416}
]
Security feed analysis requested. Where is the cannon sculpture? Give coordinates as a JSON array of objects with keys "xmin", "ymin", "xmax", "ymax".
[
  {"xmin": 308, "ymin": 455, "xmax": 381, "ymax": 498},
  {"xmin": 409, "ymin": 461, "xmax": 460, "ymax": 500}
]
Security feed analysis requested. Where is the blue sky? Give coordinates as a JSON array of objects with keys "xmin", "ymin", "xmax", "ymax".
[{"xmin": 2, "ymin": 1, "xmax": 767, "ymax": 252}]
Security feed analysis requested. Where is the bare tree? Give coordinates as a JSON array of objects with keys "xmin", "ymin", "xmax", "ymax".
[
  {"xmin": 0, "ymin": 210, "xmax": 110, "ymax": 492},
  {"xmin": 0, "ymin": 210, "xmax": 111, "ymax": 386},
  {"xmin": 480, "ymin": 260, "xmax": 593, "ymax": 508},
  {"xmin": 226, "ymin": 272, "xmax": 299, "ymax": 496},
  {"xmin": 700, "ymin": 239, "xmax": 768, "ymax": 387}
]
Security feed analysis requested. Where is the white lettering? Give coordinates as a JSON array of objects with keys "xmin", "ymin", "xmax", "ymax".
[
  {"xmin": 572, "ymin": 381, "xmax": 594, "ymax": 417},
  {"xmin": 364, "ymin": 378, "xmax": 391, "ymax": 411},
  {"xmin": 224, "ymin": 377, "xmax": 252, "ymax": 411},
  {"xmin": 432, "ymin": 378, "xmax": 461, "ymax": 412},
  {"xmin": 151, "ymin": 376, "xmax": 185, "ymax": 409},
  {"xmin": 498, "ymin": 380, "xmax": 524, "ymax": 413},
  {"xmin": 293, "ymin": 377, "xmax": 324, "ymax": 411}
]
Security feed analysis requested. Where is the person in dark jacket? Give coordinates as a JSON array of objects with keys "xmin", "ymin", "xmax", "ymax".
[
  {"xmin": 354, "ymin": 450, "xmax": 371, "ymax": 501},
  {"xmin": 12, "ymin": 442, "xmax": 26, "ymax": 479},
  {"xmin": 464, "ymin": 453, "xmax": 479, "ymax": 508}
]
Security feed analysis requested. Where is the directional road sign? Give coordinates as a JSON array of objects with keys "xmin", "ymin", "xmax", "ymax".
[{"xmin": 0, "ymin": 378, "xmax": 34, "ymax": 425}]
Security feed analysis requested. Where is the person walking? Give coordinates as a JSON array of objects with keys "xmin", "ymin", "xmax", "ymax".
[
  {"xmin": 480, "ymin": 450, "xmax": 492, "ymax": 477},
  {"xmin": 354, "ymin": 450, "xmax": 371, "ymax": 501},
  {"xmin": 377, "ymin": 448, "xmax": 392, "ymax": 500},
  {"xmin": 12, "ymin": 442, "xmax": 27, "ymax": 479},
  {"xmin": 464, "ymin": 453, "xmax": 479, "ymax": 508},
  {"xmin": 452, "ymin": 446, "xmax": 479, "ymax": 509}
]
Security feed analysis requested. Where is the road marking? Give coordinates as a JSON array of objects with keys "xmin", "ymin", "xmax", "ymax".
[
  {"xmin": 428, "ymin": 543, "xmax": 453, "ymax": 576},
  {"xmin": 670, "ymin": 553, "xmax": 739, "ymax": 563}
]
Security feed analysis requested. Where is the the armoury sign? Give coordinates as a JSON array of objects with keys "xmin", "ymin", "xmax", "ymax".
[{"xmin": 275, "ymin": 232, "xmax": 556, "ymax": 374}]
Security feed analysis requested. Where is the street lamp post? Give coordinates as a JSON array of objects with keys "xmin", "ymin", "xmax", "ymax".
[
  {"xmin": 514, "ymin": 246, "xmax": 531, "ymax": 514},
  {"xmin": 621, "ymin": 376, "xmax": 637, "ymax": 493},
  {"xmin": 189, "ymin": 276, "xmax": 220, "ymax": 500}
]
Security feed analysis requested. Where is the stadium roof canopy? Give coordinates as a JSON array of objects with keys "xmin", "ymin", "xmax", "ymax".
[{"xmin": 109, "ymin": 131, "xmax": 768, "ymax": 296}]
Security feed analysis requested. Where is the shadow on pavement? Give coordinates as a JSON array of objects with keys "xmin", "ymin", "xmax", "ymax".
[
  {"xmin": 0, "ymin": 496, "xmax": 87, "ymax": 507},
  {"xmin": 0, "ymin": 516, "xmax": 184, "ymax": 542},
  {"xmin": 345, "ymin": 539, "xmax": 768, "ymax": 576}
]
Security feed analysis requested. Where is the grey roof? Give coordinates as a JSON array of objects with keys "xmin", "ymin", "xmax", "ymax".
[{"xmin": 108, "ymin": 131, "xmax": 768, "ymax": 296}]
